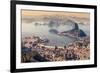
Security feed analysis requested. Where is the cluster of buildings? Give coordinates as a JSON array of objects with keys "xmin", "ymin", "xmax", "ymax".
[{"xmin": 21, "ymin": 35, "xmax": 90, "ymax": 62}]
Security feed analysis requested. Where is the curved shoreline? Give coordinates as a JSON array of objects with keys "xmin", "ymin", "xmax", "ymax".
[{"xmin": 37, "ymin": 44, "xmax": 64, "ymax": 48}]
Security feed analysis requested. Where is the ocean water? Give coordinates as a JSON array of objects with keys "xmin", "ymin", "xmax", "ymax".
[{"xmin": 22, "ymin": 21, "xmax": 90, "ymax": 46}]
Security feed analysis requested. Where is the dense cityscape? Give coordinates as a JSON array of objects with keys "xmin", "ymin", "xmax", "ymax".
[{"xmin": 21, "ymin": 35, "xmax": 90, "ymax": 62}]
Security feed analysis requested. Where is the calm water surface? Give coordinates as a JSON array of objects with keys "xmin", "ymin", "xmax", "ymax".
[{"xmin": 22, "ymin": 21, "xmax": 90, "ymax": 46}]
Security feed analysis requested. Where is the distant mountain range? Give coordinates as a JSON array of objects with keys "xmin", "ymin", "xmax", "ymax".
[{"xmin": 22, "ymin": 15, "xmax": 90, "ymax": 25}]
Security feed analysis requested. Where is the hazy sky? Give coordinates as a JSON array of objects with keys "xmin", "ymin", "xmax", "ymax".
[{"xmin": 22, "ymin": 10, "xmax": 90, "ymax": 19}]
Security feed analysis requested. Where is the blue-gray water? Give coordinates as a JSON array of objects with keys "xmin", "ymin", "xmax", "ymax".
[{"xmin": 22, "ymin": 21, "xmax": 90, "ymax": 46}]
